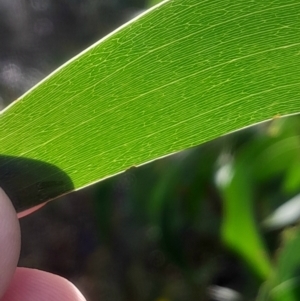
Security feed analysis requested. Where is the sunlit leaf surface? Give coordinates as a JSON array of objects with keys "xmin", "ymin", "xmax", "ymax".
[{"xmin": 0, "ymin": 0, "xmax": 300, "ymax": 211}]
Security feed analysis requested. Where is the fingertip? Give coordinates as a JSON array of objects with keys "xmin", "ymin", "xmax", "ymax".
[
  {"xmin": 0, "ymin": 188, "xmax": 21, "ymax": 298},
  {"xmin": 2, "ymin": 268, "xmax": 87, "ymax": 301}
]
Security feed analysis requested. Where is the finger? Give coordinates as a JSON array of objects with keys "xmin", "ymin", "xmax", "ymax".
[
  {"xmin": 2, "ymin": 268, "xmax": 86, "ymax": 301},
  {"xmin": 0, "ymin": 188, "xmax": 21, "ymax": 299}
]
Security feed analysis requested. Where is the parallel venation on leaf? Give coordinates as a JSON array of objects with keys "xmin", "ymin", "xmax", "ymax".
[{"xmin": 0, "ymin": 0, "xmax": 300, "ymax": 210}]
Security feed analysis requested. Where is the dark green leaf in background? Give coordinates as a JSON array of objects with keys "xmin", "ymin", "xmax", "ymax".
[
  {"xmin": 218, "ymin": 159, "xmax": 272, "ymax": 280},
  {"xmin": 268, "ymin": 227, "xmax": 300, "ymax": 301}
]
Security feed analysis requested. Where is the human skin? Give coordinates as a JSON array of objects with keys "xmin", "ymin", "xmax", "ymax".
[{"xmin": 0, "ymin": 188, "xmax": 86, "ymax": 301}]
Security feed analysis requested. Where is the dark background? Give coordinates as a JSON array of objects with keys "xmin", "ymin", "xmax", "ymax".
[{"xmin": 0, "ymin": 0, "xmax": 146, "ymax": 107}]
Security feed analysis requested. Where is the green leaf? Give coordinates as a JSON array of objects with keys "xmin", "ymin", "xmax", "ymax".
[
  {"xmin": 268, "ymin": 227, "xmax": 300, "ymax": 301},
  {"xmin": 218, "ymin": 160, "xmax": 272, "ymax": 280},
  {"xmin": 1, "ymin": 0, "xmax": 300, "ymax": 212}
]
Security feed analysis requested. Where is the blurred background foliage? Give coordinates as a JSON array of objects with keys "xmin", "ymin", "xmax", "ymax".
[{"xmin": 1, "ymin": 0, "xmax": 300, "ymax": 300}]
